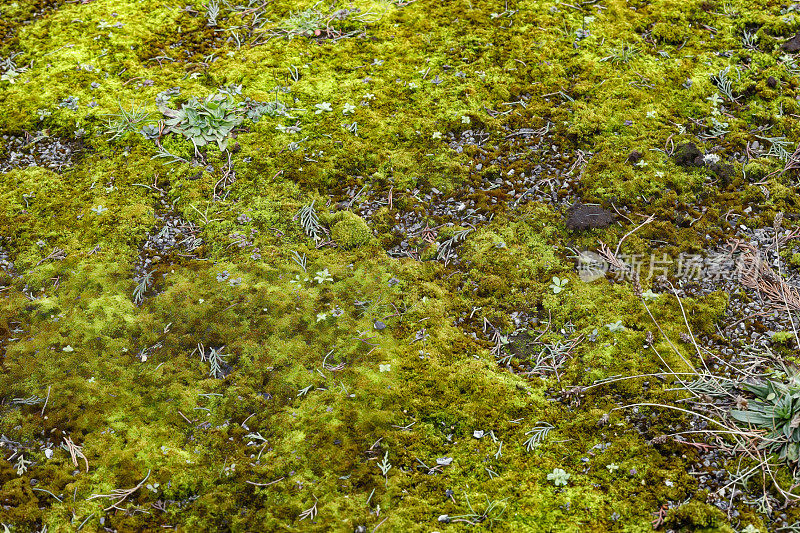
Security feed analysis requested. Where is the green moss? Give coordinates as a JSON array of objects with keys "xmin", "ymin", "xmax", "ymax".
[
  {"xmin": 665, "ymin": 500, "xmax": 735, "ymax": 532},
  {"xmin": 652, "ymin": 22, "xmax": 688, "ymax": 44},
  {"xmin": 2, "ymin": 0, "xmax": 800, "ymax": 530},
  {"xmin": 329, "ymin": 210, "xmax": 373, "ymax": 249}
]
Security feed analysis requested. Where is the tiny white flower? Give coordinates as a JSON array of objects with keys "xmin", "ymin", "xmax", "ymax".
[
  {"xmin": 703, "ymin": 153, "xmax": 720, "ymax": 164},
  {"xmin": 63, "ymin": 345, "xmax": 74, "ymax": 352},
  {"xmin": 316, "ymin": 312, "xmax": 328, "ymax": 322},
  {"xmin": 363, "ymin": 93, "xmax": 375, "ymax": 100},
  {"xmin": 407, "ymin": 82, "xmax": 418, "ymax": 89},
  {"xmin": 461, "ymin": 115, "xmax": 471, "ymax": 124},
  {"xmin": 91, "ymin": 205, "xmax": 108, "ymax": 215},
  {"xmin": 342, "ymin": 103, "xmax": 356, "ymax": 115},
  {"xmin": 646, "ymin": 110, "xmax": 657, "ymax": 118},
  {"xmin": 379, "ymin": 364, "xmax": 391, "ymax": 372},
  {"xmin": 432, "ymin": 131, "xmax": 442, "ymax": 140}
]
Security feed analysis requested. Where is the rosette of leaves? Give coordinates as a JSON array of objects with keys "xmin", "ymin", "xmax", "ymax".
[
  {"xmin": 730, "ymin": 376, "xmax": 800, "ymax": 462},
  {"xmin": 160, "ymin": 94, "xmax": 242, "ymax": 151}
]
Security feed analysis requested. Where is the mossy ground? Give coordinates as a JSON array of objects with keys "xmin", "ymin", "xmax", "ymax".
[{"xmin": 1, "ymin": 0, "xmax": 800, "ymax": 531}]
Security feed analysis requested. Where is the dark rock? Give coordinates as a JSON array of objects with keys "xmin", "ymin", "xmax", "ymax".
[
  {"xmin": 566, "ymin": 203, "xmax": 614, "ymax": 231},
  {"xmin": 674, "ymin": 142, "xmax": 704, "ymax": 167},
  {"xmin": 783, "ymin": 32, "xmax": 800, "ymax": 53},
  {"xmin": 626, "ymin": 150, "xmax": 642, "ymax": 164},
  {"xmin": 767, "ymin": 76, "xmax": 778, "ymax": 88},
  {"xmin": 708, "ymin": 163, "xmax": 735, "ymax": 186}
]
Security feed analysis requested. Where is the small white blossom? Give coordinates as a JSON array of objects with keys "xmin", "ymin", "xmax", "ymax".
[
  {"xmin": 461, "ymin": 115, "xmax": 471, "ymax": 124},
  {"xmin": 342, "ymin": 103, "xmax": 356, "ymax": 115},
  {"xmin": 432, "ymin": 131, "xmax": 442, "ymax": 140}
]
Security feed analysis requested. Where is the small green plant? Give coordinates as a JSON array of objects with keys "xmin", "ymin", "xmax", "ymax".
[
  {"xmin": 205, "ymin": 0, "xmax": 219, "ymax": 26},
  {"xmin": 547, "ymin": 468, "xmax": 570, "ymax": 486},
  {"xmin": 313, "ymin": 268, "xmax": 333, "ymax": 284},
  {"xmin": 449, "ymin": 493, "xmax": 508, "ymax": 526},
  {"xmin": 1, "ymin": 52, "xmax": 27, "ymax": 84},
  {"xmin": 599, "ymin": 44, "xmax": 638, "ymax": 64},
  {"xmin": 606, "ymin": 320, "xmax": 625, "ymax": 333},
  {"xmin": 741, "ymin": 30, "xmax": 759, "ymax": 50},
  {"xmin": 160, "ymin": 94, "xmax": 242, "ymax": 151},
  {"xmin": 198, "ymin": 343, "xmax": 227, "ymax": 378},
  {"xmin": 730, "ymin": 377, "xmax": 800, "ymax": 462},
  {"xmin": 104, "ymin": 101, "xmax": 153, "ymax": 141},
  {"xmin": 710, "ymin": 67, "xmax": 737, "ymax": 102},
  {"xmin": 132, "ymin": 270, "xmax": 153, "ymax": 306},
  {"xmin": 549, "ymin": 276, "xmax": 568, "ymax": 294},
  {"xmin": 15, "ymin": 454, "xmax": 32, "ymax": 475},
  {"xmin": 377, "ymin": 451, "xmax": 392, "ymax": 486},
  {"xmin": 207, "ymin": 346, "xmax": 227, "ymax": 378},
  {"xmin": 297, "ymin": 201, "xmax": 324, "ymax": 242},
  {"xmin": 523, "ymin": 422, "xmax": 553, "ymax": 451},
  {"xmin": 278, "ymin": 8, "xmax": 324, "ymax": 38}
]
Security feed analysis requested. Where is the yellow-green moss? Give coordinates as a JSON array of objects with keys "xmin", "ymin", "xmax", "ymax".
[{"xmin": 330, "ymin": 210, "xmax": 373, "ymax": 249}]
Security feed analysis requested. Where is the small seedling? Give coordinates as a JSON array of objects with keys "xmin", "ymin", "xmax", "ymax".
[
  {"xmin": 377, "ymin": 451, "xmax": 392, "ymax": 486},
  {"xmin": 547, "ymin": 468, "xmax": 570, "ymax": 486},
  {"xmin": 549, "ymin": 276, "xmax": 568, "ymax": 294},
  {"xmin": 523, "ymin": 422, "xmax": 553, "ymax": 451}
]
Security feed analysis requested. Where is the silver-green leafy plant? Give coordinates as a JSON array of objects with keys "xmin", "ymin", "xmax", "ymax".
[
  {"xmin": 710, "ymin": 67, "xmax": 737, "ymax": 102},
  {"xmin": 549, "ymin": 276, "xmax": 568, "ymax": 294},
  {"xmin": 133, "ymin": 270, "xmax": 154, "ymax": 306},
  {"xmin": 1, "ymin": 52, "xmax": 27, "ymax": 84},
  {"xmin": 297, "ymin": 201, "xmax": 324, "ymax": 242},
  {"xmin": 377, "ymin": 451, "xmax": 392, "ymax": 486},
  {"xmin": 449, "ymin": 493, "xmax": 508, "ymax": 527},
  {"xmin": 278, "ymin": 8, "xmax": 324, "ymax": 39},
  {"xmin": 730, "ymin": 377, "xmax": 800, "ymax": 462},
  {"xmin": 547, "ymin": 468, "xmax": 570, "ymax": 486},
  {"xmin": 437, "ymin": 228, "xmax": 473, "ymax": 263},
  {"xmin": 205, "ymin": 0, "xmax": 220, "ymax": 26},
  {"xmin": 523, "ymin": 422, "xmax": 553, "ymax": 451},
  {"xmin": 160, "ymin": 94, "xmax": 242, "ymax": 151}
]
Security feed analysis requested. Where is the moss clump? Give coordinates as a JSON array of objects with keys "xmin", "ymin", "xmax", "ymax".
[
  {"xmin": 330, "ymin": 210, "xmax": 373, "ymax": 249},
  {"xmin": 743, "ymin": 158, "xmax": 777, "ymax": 180},
  {"xmin": 652, "ymin": 22, "xmax": 689, "ymax": 44},
  {"xmin": 665, "ymin": 501, "xmax": 735, "ymax": 532}
]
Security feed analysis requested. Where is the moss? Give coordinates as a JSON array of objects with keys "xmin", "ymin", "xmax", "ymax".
[
  {"xmin": 743, "ymin": 158, "xmax": 778, "ymax": 181},
  {"xmin": 664, "ymin": 500, "xmax": 735, "ymax": 532},
  {"xmin": 2, "ymin": 0, "xmax": 800, "ymax": 530},
  {"xmin": 329, "ymin": 210, "xmax": 373, "ymax": 249},
  {"xmin": 652, "ymin": 22, "xmax": 689, "ymax": 44}
]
